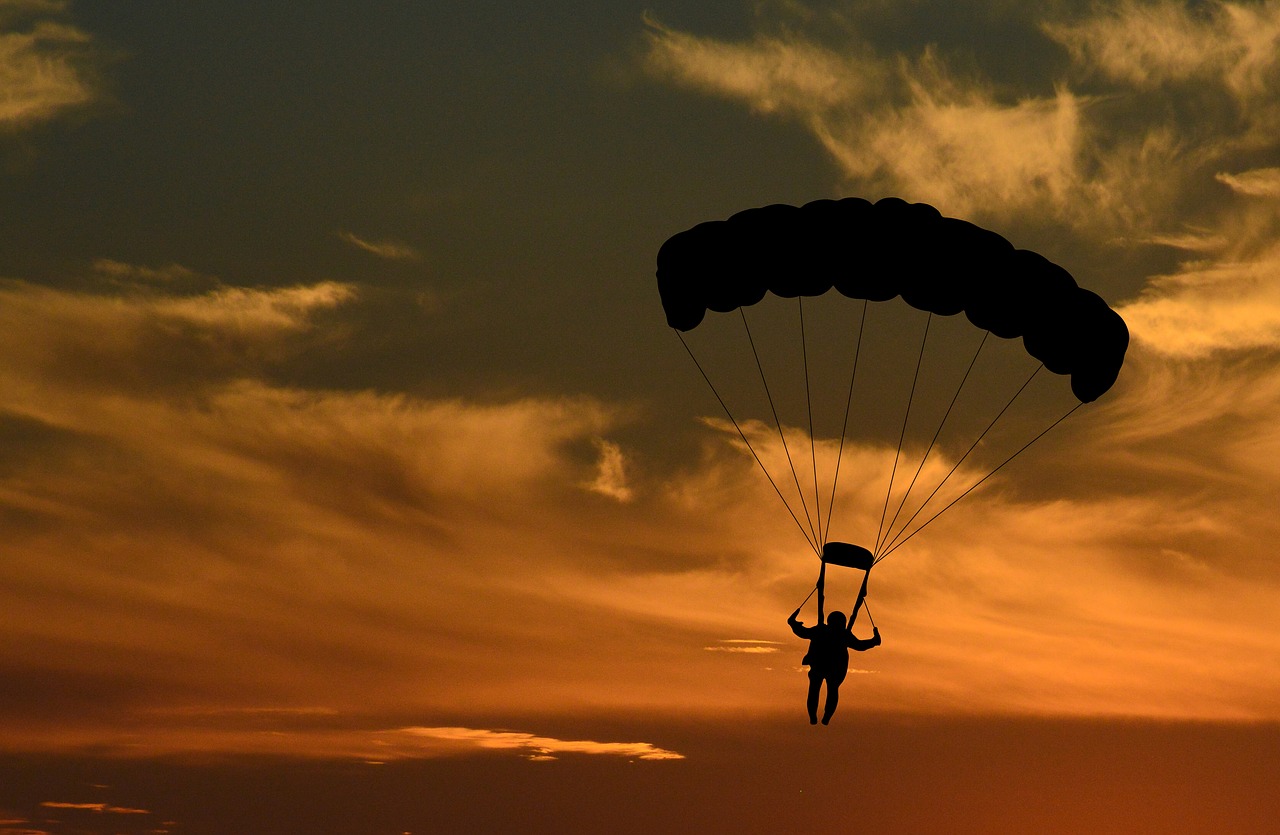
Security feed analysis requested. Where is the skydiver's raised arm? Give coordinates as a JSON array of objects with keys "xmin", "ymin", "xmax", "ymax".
[{"xmin": 788, "ymin": 606, "xmax": 812, "ymax": 638}]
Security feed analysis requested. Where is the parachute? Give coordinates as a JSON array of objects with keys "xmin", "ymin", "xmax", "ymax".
[{"xmin": 657, "ymin": 197, "xmax": 1128, "ymax": 570}]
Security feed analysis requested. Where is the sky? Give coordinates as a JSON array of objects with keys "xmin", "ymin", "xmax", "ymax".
[{"xmin": 2, "ymin": 0, "xmax": 1280, "ymax": 832}]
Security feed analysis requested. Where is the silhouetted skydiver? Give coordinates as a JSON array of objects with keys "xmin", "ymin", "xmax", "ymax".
[{"xmin": 788, "ymin": 564, "xmax": 880, "ymax": 725}]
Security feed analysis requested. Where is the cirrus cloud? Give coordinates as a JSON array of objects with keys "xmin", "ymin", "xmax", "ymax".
[
  {"xmin": 1043, "ymin": 0, "xmax": 1280, "ymax": 103},
  {"xmin": 0, "ymin": 0, "xmax": 98, "ymax": 129},
  {"xmin": 1120, "ymin": 242, "xmax": 1280, "ymax": 356}
]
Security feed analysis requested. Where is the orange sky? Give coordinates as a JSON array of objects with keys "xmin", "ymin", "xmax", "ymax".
[{"xmin": 2, "ymin": 1, "xmax": 1279, "ymax": 832}]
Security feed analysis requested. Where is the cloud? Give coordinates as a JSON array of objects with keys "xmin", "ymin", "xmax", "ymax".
[
  {"xmin": 1138, "ymin": 230, "xmax": 1230, "ymax": 252},
  {"xmin": 1042, "ymin": 1, "xmax": 1280, "ymax": 171},
  {"xmin": 703, "ymin": 642, "xmax": 780, "ymax": 653},
  {"xmin": 0, "ymin": 278, "xmax": 695, "ymax": 742},
  {"xmin": 390, "ymin": 727, "xmax": 684, "ymax": 761},
  {"xmin": 851, "ymin": 72, "xmax": 1086, "ymax": 222},
  {"xmin": 151, "ymin": 281, "xmax": 355, "ymax": 332},
  {"xmin": 1044, "ymin": 1, "xmax": 1239, "ymax": 89},
  {"xmin": 91, "ymin": 258, "xmax": 201, "ymax": 285},
  {"xmin": 337, "ymin": 230, "xmax": 423, "ymax": 262},
  {"xmin": 39, "ymin": 802, "xmax": 149, "ymax": 815},
  {"xmin": 1119, "ymin": 242, "xmax": 1280, "ymax": 356},
  {"xmin": 2, "ymin": 721, "xmax": 686, "ymax": 762},
  {"xmin": 641, "ymin": 13, "xmax": 884, "ymax": 116},
  {"xmin": 0, "ymin": 278, "xmax": 356, "ymax": 394},
  {"xmin": 1043, "ymin": 0, "xmax": 1280, "ymax": 104},
  {"xmin": 641, "ymin": 12, "xmax": 1174, "ymax": 228},
  {"xmin": 0, "ymin": 1, "xmax": 97, "ymax": 129},
  {"xmin": 639, "ymin": 1, "xmax": 1280, "ymax": 245},
  {"xmin": 585, "ymin": 438, "xmax": 633, "ymax": 501},
  {"xmin": 1216, "ymin": 167, "xmax": 1280, "ymax": 197}
]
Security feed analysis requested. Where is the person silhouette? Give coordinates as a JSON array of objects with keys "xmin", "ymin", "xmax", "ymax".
[{"xmin": 788, "ymin": 564, "xmax": 881, "ymax": 725}]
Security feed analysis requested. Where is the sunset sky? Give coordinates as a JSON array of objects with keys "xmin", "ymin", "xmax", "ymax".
[{"xmin": 3, "ymin": 1, "xmax": 1280, "ymax": 832}]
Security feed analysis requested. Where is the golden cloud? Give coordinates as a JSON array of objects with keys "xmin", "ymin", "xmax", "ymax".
[
  {"xmin": 391, "ymin": 726, "xmax": 684, "ymax": 761},
  {"xmin": 642, "ymin": 13, "xmax": 884, "ymax": 115},
  {"xmin": 0, "ymin": 2, "xmax": 96, "ymax": 128},
  {"xmin": 641, "ymin": 13, "xmax": 1182, "ymax": 229},
  {"xmin": 0, "ymin": 278, "xmax": 357, "ymax": 397},
  {"xmin": 1216, "ymin": 167, "xmax": 1280, "ymax": 197},
  {"xmin": 584, "ymin": 438, "xmax": 633, "ymax": 502},
  {"xmin": 39, "ymin": 802, "xmax": 149, "ymax": 815},
  {"xmin": 1120, "ymin": 243, "xmax": 1280, "ymax": 355},
  {"xmin": 1044, "ymin": 0, "xmax": 1280, "ymax": 102}
]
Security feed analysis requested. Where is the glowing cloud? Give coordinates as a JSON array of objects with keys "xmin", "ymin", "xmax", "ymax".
[
  {"xmin": 643, "ymin": 15, "xmax": 1109, "ymax": 224},
  {"xmin": 704, "ymin": 639, "xmax": 780, "ymax": 654},
  {"xmin": 585, "ymin": 438, "xmax": 634, "ymax": 502},
  {"xmin": 391, "ymin": 727, "xmax": 684, "ymax": 761},
  {"xmin": 1044, "ymin": 0, "xmax": 1280, "ymax": 102},
  {"xmin": 0, "ymin": 278, "xmax": 358, "ymax": 396},
  {"xmin": 0, "ymin": 1, "xmax": 96, "ymax": 128},
  {"xmin": 151, "ymin": 281, "xmax": 356, "ymax": 332},
  {"xmin": 1216, "ymin": 167, "xmax": 1280, "ymax": 197},
  {"xmin": 641, "ymin": 14, "xmax": 884, "ymax": 115},
  {"xmin": 1120, "ymin": 243, "xmax": 1280, "ymax": 355},
  {"xmin": 640, "ymin": 2, "xmax": 1280, "ymax": 239},
  {"xmin": 39, "ymin": 802, "xmax": 149, "ymax": 814}
]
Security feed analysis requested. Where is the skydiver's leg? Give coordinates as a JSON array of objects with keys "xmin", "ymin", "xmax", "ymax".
[
  {"xmin": 806, "ymin": 671, "xmax": 822, "ymax": 725},
  {"xmin": 821, "ymin": 678, "xmax": 840, "ymax": 725}
]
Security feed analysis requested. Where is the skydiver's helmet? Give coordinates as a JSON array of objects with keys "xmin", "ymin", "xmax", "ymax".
[{"xmin": 827, "ymin": 611, "xmax": 847, "ymax": 629}]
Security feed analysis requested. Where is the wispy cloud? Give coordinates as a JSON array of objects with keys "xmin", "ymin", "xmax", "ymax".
[
  {"xmin": 1216, "ymin": 167, "xmax": 1280, "ymax": 198},
  {"xmin": 5, "ymin": 717, "xmax": 685, "ymax": 762},
  {"xmin": 1120, "ymin": 242, "xmax": 1280, "ymax": 356},
  {"xmin": 0, "ymin": 1, "xmax": 98, "ymax": 128},
  {"xmin": 642, "ymin": 13, "xmax": 1162, "ymax": 228},
  {"xmin": 39, "ymin": 802, "xmax": 149, "ymax": 815},
  {"xmin": 91, "ymin": 259, "xmax": 200, "ymax": 285},
  {"xmin": 1043, "ymin": 0, "xmax": 1280, "ymax": 104},
  {"xmin": 151, "ymin": 281, "xmax": 355, "ymax": 332},
  {"xmin": 337, "ymin": 230, "xmax": 423, "ymax": 262},
  {"xmin": 0, "ymin": 278, "xmax": 356, "ymax": 395},
  {"xmin": 641, "ymin": 13, "xmax": 884, "ymax": 116},
  {"xmin": 641, "ymin": 1, "xmax": 1280, "ymax": 242},
  {"xmin": 585, "ymin": 438, "xmax": 633, "ymax": 501},
  {"xmin": 704, "ymin": 640, "xmax": 780, "ymax": 654},
  {"xmin": 390, "ymin": 727, "xmax": 684, "ymax": 761}
]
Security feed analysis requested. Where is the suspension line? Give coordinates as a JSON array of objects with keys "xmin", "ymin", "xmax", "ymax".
[
  {"xmin": 675, "ymin": 330, "xmax": 820, "ymax": 554},
  {"xmin": 876, "ymin": 400, "xmax": 1083, "ymax": 563},
  {"xmin": 880, "ymin": 330, "xmax": 990, "ymax": 552},
  {"xmin": 874, "ymin": 311, "xmax": 933, "ymax": 556},
  {"xmin": 877, "ymin": 362, "xmax": 1045, "ymax": 559},
  {"xmin": 799, "ymin": 297, "xmax": 822, "ymax": 545},
  {"xmin": 740, "ymin": 308, "xmax": 821, "ymax": 548},
  {"xmin": 823, "ymin": 299, "xmax": 868, "ymax": 542}
]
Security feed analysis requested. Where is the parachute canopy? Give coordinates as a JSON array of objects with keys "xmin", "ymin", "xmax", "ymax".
[{"xmin": 657, "ymin": 197, "xmax": 1128, "ymax": 402}]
